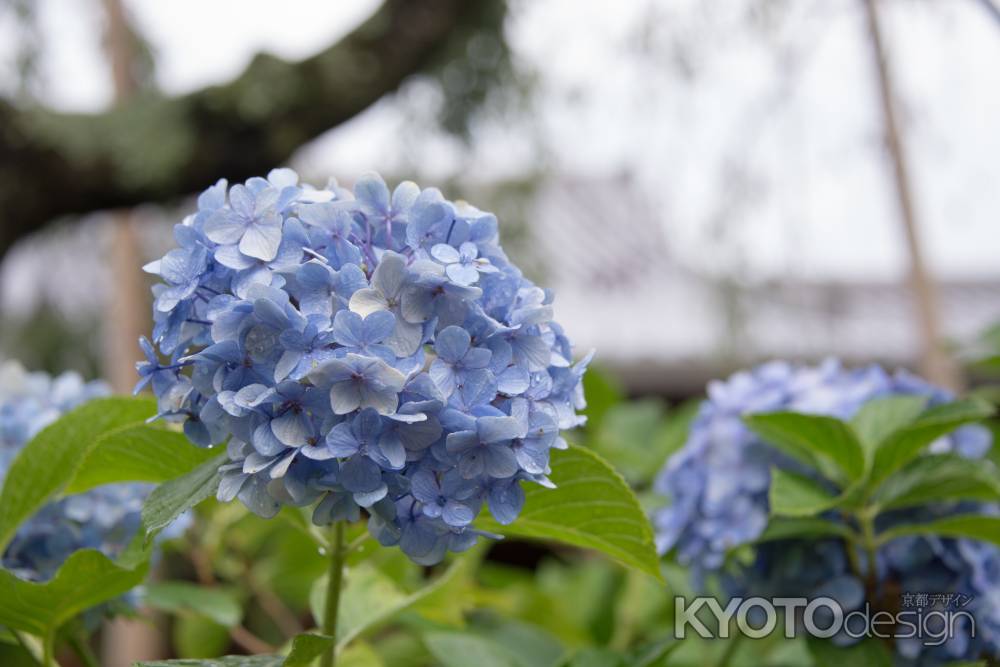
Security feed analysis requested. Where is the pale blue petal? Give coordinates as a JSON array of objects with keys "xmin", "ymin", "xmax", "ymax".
[
  {"xmin": 435, "ymin": 326, "xmax": 470, "ymax": 363},
  {"xmin": 204, "ymin": 209, "xmax": 248, "ymax": 245},
  {"xmin": 431, "ymin": 243, "xmax": 460, "ymax": 264},
  {"xmin": 362, "ymin": 310, "xmax": 396, "ymax": 343},
  {"xmin": 329, "ymin": 382, "xmax": 363, "ymax": 415},
  {"xmin": 371, "ymin": 251, "xmax": 409, "ymax": 299},
  {"xmin": 340, "ymin": 456, "xmax": 382, "ymax": 493},
  {"xmin": 239, "ymin": 221, "xmax": 283, "ymax": 261},
  {"xmin": 484, "ymin": 445, "xmax": 518, "ymax": 478},
  {"xmin": 442, "ymin": 501, "xmax": 475, "ymax": 527},
  {"xmin": 271, "ymin": 411, "xmax": 310, "ymax": 447},
  {"xmin": 331, "ymin": 310, "xmax": 365, "ymax": 347},
  {"xmin": 354, "ymin": 172, "xmax": 390, "ymax": 212},
  {"xmin": 488, "ymin": 482, "xmax": 525, "ymax": 525},
  {"xmin": 446, "ymin": 263, "xmax": 480, "ymax": 286},
  {"xmin": 478, "ymin": 416, "xmax": 521, "ymax": 444}
]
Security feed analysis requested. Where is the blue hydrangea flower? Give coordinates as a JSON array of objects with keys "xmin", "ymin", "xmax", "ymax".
[
  {"xmin": 141, "ymin": 170, "xmax": 590, "ymax": 564},
  {"xmin": 654, "ymin": 359, "xmax": 1000, "ymax": 663},
  {"xmin": 0, "ymin": 362, "xmax": 182, "ymax": 586}
]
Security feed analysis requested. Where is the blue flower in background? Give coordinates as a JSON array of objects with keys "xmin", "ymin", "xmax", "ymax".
[
  {"xmin": 141, "ymin": 169, "xmax": 590, "ymax": 565},
  {"xmin": 654, "ymin": 359, "xmax": 1000, "ymax": 664},
  {"xmin": 0, "ymin": 362, "xmax": 183, "ymax": 586}
]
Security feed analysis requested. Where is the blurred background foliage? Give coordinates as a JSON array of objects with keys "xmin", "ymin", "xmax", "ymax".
[{"xmin": 0, "ymin": 0, "xmax": 998, "ymax": 664}]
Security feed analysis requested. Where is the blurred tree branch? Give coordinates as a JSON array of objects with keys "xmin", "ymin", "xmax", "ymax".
[
  {"xmin": 0, "ymin": 0, "xmax": 505, "ymax": 259},
  {"xmin": 974, "ymin": 0, "xmax": 1000, "ymax": 25}
]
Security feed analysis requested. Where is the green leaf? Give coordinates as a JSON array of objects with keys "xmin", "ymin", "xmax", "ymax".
[
  {"xmin": 0, "ymin": 396, "xmax": 182, "ymax": 551},
  {"xmin": 743, "ymin": 412, "xmax": 864, "ymax": 482},
  {"xmin": 474, "ymin": 619, "xmax": 566, "ymax": 667},
  {"xmin": 172, "ymin": 615, "xmax": 230, "ymax": 659},
  {"xmin": 768, "ymin": 468, "xmax": 837, "ymax": 517},
  {"xmin": 877, "ymin": 515, "xmax": 1000, "ymax": 548},
  {"xmin": 337, "ymin": 643, "xmax": 385, "ymax": 667},
  {"xmin": 756, "ymin": 517, "xmax": 854, "ymax": 543},
  {"xmin": 65, "ymin": 423, "xmax": 217, "ymax": 493},
  {"xmin": 972, "ymin": 354, "xmax": 1000, "ymax": 376},
  {"xmin": 422, "ymin": 633, "xmax": 521, "ymax": 667},
  {"xmin": 581, "ymin": 367, "xmax": 625, "ymax": 434},
  {"xmin": 310, "ymin": 556, "xmax": 470, "ymax": 651},
  {"xmin": 137, "ymin": 658, "xmax": 283, "ymax": 667},
  {"xmin": 807, "ymin": 636, "xmax": 891, "ymax": 667},
  {"xmin": 629, "ymin": 638, "xmax": 680, "ymax": 667},
  {"xmin": 142, "ymin": 452, "xmax": 227, "ymax": 540},
  {"xmin": 476, "ymin": 445, "xmax": 661, "ymax": 580},
  {"xmin": 0, "ymin": 549, "xmax": 148, "ymax": 637},
  {"xmin": 590, "ymin": 400, "xmax": 666, "ymax": 485},
  {"xmin": 284, "ymin": 633, "xmax": 334, "ymax": 667},
  {"xmin": 868, "ymin": 399, "xmax": 995, "ymax": 486},
  {"xmin": 875, "ymin": 455, "xmax": 1000, "ymax": 510},
  {"xmin": 850, "ymin": 395, "xmax": 928, "ymax": 449},
  {"xmin": 143, "ymin": 582, "xmax": 242, "ymax": 627},
  {"xmin": 281, "ymin": 635, "xmax": 383, "ymax": 667},
  {"xmin": 565, "ymin": 647, "xmax": 626, "ymax": 667}
]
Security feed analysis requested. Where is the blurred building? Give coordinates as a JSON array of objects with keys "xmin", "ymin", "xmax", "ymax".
[{"xmin": 529, "ymin": 177, "xmax": 1000, "ymax": 396}]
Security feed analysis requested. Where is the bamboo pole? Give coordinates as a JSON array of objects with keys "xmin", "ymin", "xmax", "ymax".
[{"xmin": 861, "ymin": 0, "xmax": 961, "ymax": 390}]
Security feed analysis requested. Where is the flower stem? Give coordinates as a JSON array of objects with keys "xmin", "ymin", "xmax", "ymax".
[
  {"xmin": 11, "ymin": 629, "xmax": 44, "ymax": 665},
  {"xmin": 715, "ymin": 626, "xmax": 742, "ymax": 667},
  {"xmin": 858, "ymin": 506, "xmax": 880, "ymax": 596},
  {"xmin": 41, "ymin": 631, "xmax": 55, "ymax": 667},
  {"xmin": 321, "ymin": 521, "xmax": 346, "ymax": 667},
  {"xmin": 69, "ymin": 634, "xmax": 100, "ymax": 667}
]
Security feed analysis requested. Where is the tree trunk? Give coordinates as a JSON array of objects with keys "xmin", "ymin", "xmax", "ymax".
[{"xmin": 99, "ymin": 0, "xmax": 163, "ymax": 663}]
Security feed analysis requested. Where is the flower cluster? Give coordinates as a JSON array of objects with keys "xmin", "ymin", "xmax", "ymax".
[
  {"xmin": 140, "ymin": 169, "xmax": 590, "ymax": 565},
  {"xmin": 654, "ymin": 359, "xmax": 999, "ymax": 663},
  {"xmin": 0, "ymin": 362, "xmax": 146, "ymax": 582}
]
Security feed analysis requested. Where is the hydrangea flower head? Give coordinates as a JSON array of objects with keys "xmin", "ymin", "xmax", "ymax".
[
  {"xmin": 0, "ymin": 362, "xmax": 155, "ymax": 583},
  {"xmin": 654, "ymin": 359, "xmax": 999, "ymax": 663},
  {"xmin": 141, "ymin": 170, "xmax": 591, "ymax": 565}
]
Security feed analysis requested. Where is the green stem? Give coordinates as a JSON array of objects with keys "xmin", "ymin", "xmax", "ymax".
[
  {"xmin": 41, "ymin": 631, "xmax": 55, "ymax": 667},
  {"xmin": 68, "ymin": 634, "xmax": 99, "ymax": 667},
  {"xmin": 715, "ymin": 626, "xmax": 742, "ymax": 667},
  {"xmin": 320, "ymin": 521, "xmax": 346, "ymax": 667},
  {"xmin": 11, "ymin": 630, "xmax": 44, "ymax": 665},
  {"xmin": 858, "ymin": 507, "xmax": 879, "ymax": 591}
]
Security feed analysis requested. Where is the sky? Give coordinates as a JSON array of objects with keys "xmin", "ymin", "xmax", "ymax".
[{"xmin": 0, "ymin": 0, "xmax": 997, "ymax": 323}]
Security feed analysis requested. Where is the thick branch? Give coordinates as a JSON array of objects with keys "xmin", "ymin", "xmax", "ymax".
[{"xmin": 0, "ymin": 0, "xmax": 479, "ymax": 257}]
